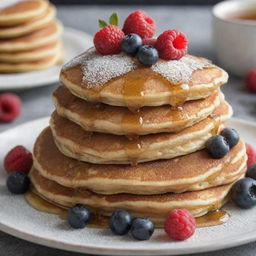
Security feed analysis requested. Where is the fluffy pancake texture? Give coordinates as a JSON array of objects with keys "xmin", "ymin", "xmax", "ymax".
[
  {"xmin": 33, "ymin": 127, "xmax": 247, "ymax": 195},
  {"xmin": 53, "ymin": 86, "xmax": 223, "ymax": 135},
  {"xmin": 50, "ymin": 101, "xmax": 232, "ymax": 164},
  {"xmin": 30, "ymin": 167, "xmax": 235, "ymax": 222}
]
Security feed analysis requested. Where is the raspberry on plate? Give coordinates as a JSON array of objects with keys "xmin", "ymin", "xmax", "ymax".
[
  {"xmin": 4, "ymin": 145, "xmax": 33, "ymax": 174},
  {"xmin": 246, "ymin": 143, "xmax": 256, "ymax": 167},
  {"xmin": 0, "ymin": 93, "xmax": 21, "ymax": 123},
  {"xmin": 164, "ymin": 209, "xmax": 196, "ymax": 241},
  {"xmin": 245, "ymin": 69, "xmax": 256, "ymax": 93},
  {"xmin": 94, "ymin": 25, "xmax": 124, "ymax": 55},
  {"xmin": 155, "ymin": 29, "xmax": 188, "ymax": 60},
  {"xmin": 123, "ymin": 10, "xmax": 156, "ymax": 39}
]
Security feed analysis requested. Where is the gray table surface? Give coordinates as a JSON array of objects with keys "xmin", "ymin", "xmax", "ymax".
[{"xmin": 0, "ymin": 5, "xmax": 256, "ymax": 256}]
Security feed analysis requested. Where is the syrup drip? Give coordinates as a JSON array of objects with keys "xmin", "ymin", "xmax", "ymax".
[
  {"xmin": 209, "ymin": 113, "xmax": 221, "ymax": 135},
  {"xmin": 25, "ymin": 191, "xmax": 230, "ymax": 228},
  {"xmin": 168, "ymin": 83, "xmax": 190, "ymax": 107},
  {"xmin": 122, "ymin": 68, "xmax": 148, "ymax": 112}
]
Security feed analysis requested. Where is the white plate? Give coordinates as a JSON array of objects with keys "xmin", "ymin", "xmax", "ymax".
[
  {"xmin": 0, "ymin": 27, "xmax": 92, "ymax": 90},
  {"xmin": 0, "ymin": 117, "xmax": 256, "ymax": 255}
]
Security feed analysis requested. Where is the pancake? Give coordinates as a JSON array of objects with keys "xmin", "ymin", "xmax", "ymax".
[
  {"xmin": 60, "ymin": 49, "xmax": 228, "ymax": 108},
  {"xmin": 0, "ymin": 20, "xmax": 62, "ymax": 52},
  {"xmin": 0, "ymin": 5, "xmax": 56, "ymax": 38},
  {"xmin": 53, "ymin": 86, "xmax": 223, "ymax": 135},
  {"xmin": 0, "ymin": 40, "xmax": 61, "ymax": 63},
  {"xmin": 30, "ymin": 167, "xmax": 239, "ymax": 223},
  {"xmin": 33, "ymin": 127, "xmax": 247, "ymax": 195},
  {"xmin": 0, "ymin": 0, "xmax": 48, "ymax": 26},
  {"xmin": 50, "ymin": 101, "xmax": 232, "ymax": 165},
  {"xmin": 0, "ymin": 48, "xmax": 63, "ymax": 73}
]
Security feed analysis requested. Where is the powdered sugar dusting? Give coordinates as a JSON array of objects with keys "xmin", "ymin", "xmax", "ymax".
[
  {"xmin": 152, "ymin": 55, "xmax": 212, "ymax": 84},
  {"xmin": 62, "ymin": 47, "xmax": 137, "ymax": 88}
]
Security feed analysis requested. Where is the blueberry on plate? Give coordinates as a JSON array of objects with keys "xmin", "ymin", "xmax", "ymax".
[
  {"xmin": 247, "ymin": 164, "xmax": 256, "ymax": 180},
  {"xmin": 137, "ymin": 45, "xmax": 159, "ymax": 66},
  {"xmin": 231, "ymin": 177, "xmax": 256, "ymax": 209},
  {"xmin": 6, "ymin": 171, "xmax": 30, "ymax": 194},
  {"xmin": 220, "ymin": 128, "xmax": 240, "ymax": 148},
  {"xmin": 68, "ymin": 204, "xmax": 91, "ymax": 229},
  {"xmin": 130, "ymin": 218, "xmax": 155, "ymax": 240},
  {"xmin": 122, "ymin": 34, "xmax": 142, "ymax": 56},
  {"xmin": 109, "ymin": 209, "xmax": 132, "ymax": 235},
  {"xmin": 206, "ymin": 135, "xmax": 229, "ymax": 159}
]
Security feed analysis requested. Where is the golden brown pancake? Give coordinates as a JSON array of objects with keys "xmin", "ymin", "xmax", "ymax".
[
  {"xmin": 53, "ymin": 86, "xmax": 223, "ymax": 135},
  {"xmin": 0, "ymin": 4, "xmax": 55, "ymax": 38},
  {"xmin": 0, "ymin": 48, "xmax": 63, "ymax": 73},
  {"xmin": 0, "ymin": 0, "xmax": 48, "ymax": 26},
  {"xmin": 0, "ymin": 40, "xmax": 61, "ymax": 63},
  {"xmin": 33, "ymin": 127, "xmax": 247, "ymax": 195},
  {"xmin": 60, "ymin": 51, "xmax": 228, "ymax": 108},
  {"xmin": 30, "ymin": 167, "xmax": 241, "ymax": 223},
  {"xmin": 0, "ymin": 21, "xmax": 62, "ymax": 52},
  {"xmin": 50, "ymin": 101, "xmax": 232, "ymax": 164}
]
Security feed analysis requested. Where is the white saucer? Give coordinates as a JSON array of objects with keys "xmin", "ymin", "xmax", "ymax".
[
  {"xmin": 0, "ymin": 27, "xmax": 93, "ymax": 90},
  {"xmin": 0, "ymin": 117, "xmax": 256, "ymax": 255}
]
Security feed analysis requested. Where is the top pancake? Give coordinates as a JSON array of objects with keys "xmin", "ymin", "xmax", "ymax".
[
  {"xmin": 0, "ymin": 0, "xmax": 48, "ymax": 26},
  {"xmin": 60, "ymin": 50, "xmax": 228, "ymax": 108},
  {"xmin": 53, "ymin": 86, "xmax": 223, "ymax": 135}
]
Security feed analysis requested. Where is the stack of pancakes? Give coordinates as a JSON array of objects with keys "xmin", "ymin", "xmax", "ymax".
[
  {"xmin": 0, "ymin": 0, "xmax": 63, "ymax": 73},
  {"xmin": 29, "ymin": 49, "xmax": 247, "ymax": 226}
]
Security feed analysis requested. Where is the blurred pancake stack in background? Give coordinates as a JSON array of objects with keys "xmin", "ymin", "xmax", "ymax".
[{"xmin": 0, "ymin": 0, "xmax": 63, "ymax": 73}]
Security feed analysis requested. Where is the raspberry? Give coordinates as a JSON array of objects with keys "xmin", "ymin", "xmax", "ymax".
[
  {"xmin": 123, "ymin": 10, "xmax": 156, "ymax": 39},
  {"xmin": 4, "ymin": 145, "xmax": 33, "ymax": 174},
  {"xmin": 143, "ymin": 38, "xmax": 157, "ymax": 47},
  {"xmin": 94, "ymin": 25, "xmax": 124, "ymax": 55},
  {"xmin": 0, "ymin": 93, "xmax": 21, "ymax": 123},
  {"xmin": 245, "ymin": 69, "xmax": 256, "ymax": 93},
  {"xmin": 246, "ymin": 143, "xmax": 256, "ymax": 167},
  {"xmin": 164, "ymin": 209, "xmax": 196, "ymax": 241},
  {"xmin": 155, "ymin": 29, "xmax": 188, "ymax": 60}
]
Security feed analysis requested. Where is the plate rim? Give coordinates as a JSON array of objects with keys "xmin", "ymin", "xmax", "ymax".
[{"xmin": 0, "ymin": 116, "xmax": 255, "ymax": 256}]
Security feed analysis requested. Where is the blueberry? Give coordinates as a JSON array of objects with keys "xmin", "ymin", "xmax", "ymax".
[
  {"xmin": 137, "ymin": 45, "xmax": 159, "ymax": 66},
  {"xmin": 122, "ymin": 34, "xmax": 142, "ymax": 56},
  {"xmin": 231, "ymin": 177, "xmax": 256, "ymax": 209},
  {"xmin": 247, "ymin": 164, "xmax": 256, "ymax": 180},
  {"xmin": 68, "ymin": 204, "xmax": 91, "ymax": 229},
  {"xmin": 109, "ymin": 209, "xmax": 132, "ymax": 235},
  {"xmin": 206, "ymin": 135, "xmax": 229, "ymax": 159},
  {"xmin": 130, "ymin": 218, "xmax": 154, "ymax": 240},
  {"xmin": 6, "ymin": 172, "xmax": 30, "ymax": 194},
  {"xmin": 220, "ymin": 128, "xmax": 240, "ymax": 148}
]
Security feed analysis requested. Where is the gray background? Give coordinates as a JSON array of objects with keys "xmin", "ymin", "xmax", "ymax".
[{"xmin": 0, "ymin": 5, "xmax": 256, "ymax": 256}]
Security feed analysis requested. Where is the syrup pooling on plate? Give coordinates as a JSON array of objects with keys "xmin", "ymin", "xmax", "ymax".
[{"xmin": 25, "ymin": 190, "xmax": 229, "ymax": 228}]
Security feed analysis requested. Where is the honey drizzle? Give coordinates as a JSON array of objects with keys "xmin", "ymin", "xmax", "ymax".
[
  {"xmin": 25, "ymin": 191, "xmax": 230, "ymax": 228},
  {"xmin": 196, "ymin": 210, "xmax": 229, "ymax": 227},
  {"xmin": 209, "ymin": 113, "xmax": 221, "ymax": 135}
]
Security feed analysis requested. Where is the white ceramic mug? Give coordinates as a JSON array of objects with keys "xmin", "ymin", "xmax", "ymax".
[{"xmin": 213, "ymin": 0, "xmax": 256, "ymax": 76}]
